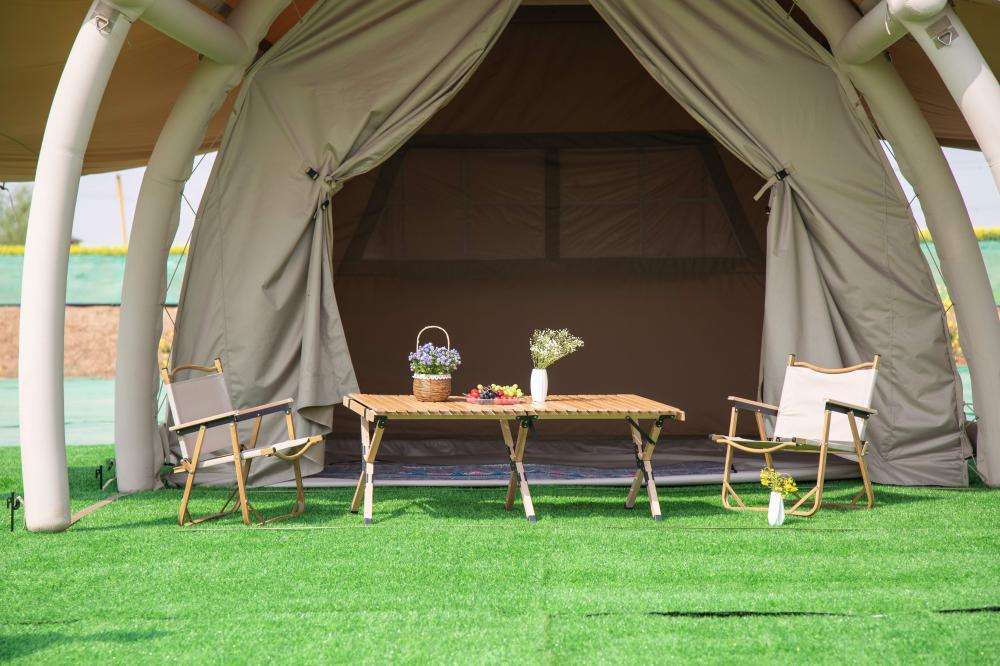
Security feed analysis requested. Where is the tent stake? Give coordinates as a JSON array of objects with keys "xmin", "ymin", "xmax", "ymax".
[{"xmin": 6, "ymin": 492, "xmax": 22, "ymax": 532}]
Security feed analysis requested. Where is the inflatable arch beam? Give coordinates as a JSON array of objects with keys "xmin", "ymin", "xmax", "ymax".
[
  {"xmin": 800, "ymin": 0, "xmax": 1000, "ymax": 485},
  {"xmin": 18, "ymin": 0, "xmax": 287, "ymax": 532},
  {"xmin": 114, "ymin": 1, "xmax": 291, "ymax": 493},
  {"xmin": 835, "ymin": 0, "xmax": 1000, "ymax": 195}
]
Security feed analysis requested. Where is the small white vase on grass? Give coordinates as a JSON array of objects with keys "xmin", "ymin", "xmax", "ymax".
[
  {"xmin": 530, "ymin": 368, "xmax": 549, "ymax": 403},
  {"xmin": 767, "ymin": 491, "xmax": 785, "ymax": 526}
]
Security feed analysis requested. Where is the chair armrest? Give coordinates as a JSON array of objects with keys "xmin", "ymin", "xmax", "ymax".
[
  {"xmin": 728, "ymin": 396, "xmax": 779, "ymax": 417},
  {"xmin": 233, "ymin": 398, "xmax": 294, "ymax": 424},
  {"xmin": 170, "ymin": 410, "xmax": 238, "ymax": 435},
  {"xmin": 825, "ymin": 399, "xmax": 877, "ymax": 419}
]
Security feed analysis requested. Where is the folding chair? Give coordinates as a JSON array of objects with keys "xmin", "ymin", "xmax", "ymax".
[
  {"xmin": 711, "ymin": 354, "xmax": 880, "ymax": 517},
  {"xmin": 162, "ymin": 359, "xmax": 323, "ymax": 526}
]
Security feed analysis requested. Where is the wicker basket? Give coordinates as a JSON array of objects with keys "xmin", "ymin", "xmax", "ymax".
[
  {"xmin": 412, "ymin": 325, "xmax": 453, "ymax": 402},
  {"xmin": 412, "ymin": 374, "xmax": 452, "ymax": 402}
]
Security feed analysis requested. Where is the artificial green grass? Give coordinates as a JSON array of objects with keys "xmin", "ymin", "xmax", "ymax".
[{"xmin": 2, "ymin": 446, "xmax": 1000, "ymax": 664}]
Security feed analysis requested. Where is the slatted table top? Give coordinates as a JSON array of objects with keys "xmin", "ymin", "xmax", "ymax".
[{"xmin": 344, "ymin": 393, "xmax": 684, "ymax": 422}]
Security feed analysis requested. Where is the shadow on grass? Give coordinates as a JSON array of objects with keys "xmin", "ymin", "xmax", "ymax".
[
  {"xmin": 65, "ymin": 480, "xmax": 951, "ymax": 531},
  {"xmin": 0, "ymin": 629, "xmax": 169, "ymax": 661},
  {"xmin": 359, "ymin": 482, "xmax": 950, "ymax": 524}
]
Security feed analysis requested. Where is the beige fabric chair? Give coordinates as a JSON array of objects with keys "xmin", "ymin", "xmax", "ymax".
[
  {"xmin": 711, "ymin": 354, "xmax": 880, "ymax": 517},
  {"xmin": 162, "ymin": 359, "xmax": 323, "ymax": 526}
]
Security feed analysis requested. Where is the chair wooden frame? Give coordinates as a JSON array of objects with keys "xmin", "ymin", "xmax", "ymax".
[
  {"xmin": 711, "ymin": 354, "xmax": 880, "ymax": 517},
  {"xmin": 163, "ymin": 359, "xmax": 324, "ymax": 526}
]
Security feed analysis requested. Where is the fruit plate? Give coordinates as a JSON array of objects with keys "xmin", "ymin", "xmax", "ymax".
[{"xmin": 465, "ymin": 396, "xmax": 523, "ymax": 405}]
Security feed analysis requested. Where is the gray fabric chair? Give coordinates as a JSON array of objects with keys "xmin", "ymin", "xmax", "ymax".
[
  {"xmin": 163, "ymin": 359, "xmax": 323, "ymax": 526},
  {"xmin": 711, "ymin": 354, "xmax": 879, "ymax": 517}
]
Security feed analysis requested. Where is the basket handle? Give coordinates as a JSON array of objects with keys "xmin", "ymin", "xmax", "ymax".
[{"xmin": 416, "ymin": 325, "xmax": 450, "ymax": 351}]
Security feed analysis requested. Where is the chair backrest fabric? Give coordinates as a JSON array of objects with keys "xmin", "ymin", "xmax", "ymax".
[
  {"xmin": 165, "ymin": 372, "xmax": 235, "ymax": 459},
  {"xmin": 773, "ymin": 365, "xmax": 878, "ymax": 443}
]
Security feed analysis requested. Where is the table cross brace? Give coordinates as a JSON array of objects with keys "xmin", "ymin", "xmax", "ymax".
[
  {"xmin": 501, "ymin": 416, "xmax": 536, "ymax": 522},
  {"xmin": 624, "ymin": 415, "xmax": 667, "ymax": 520}
]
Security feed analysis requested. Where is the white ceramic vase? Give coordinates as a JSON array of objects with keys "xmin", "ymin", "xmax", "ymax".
[
  {"xmin": 530, "ymin": 368, "xmax": 549, "ymax": 403},
  {"xmin": 767, "ymin": 491, "xmax": 785, "ymax": 526}
]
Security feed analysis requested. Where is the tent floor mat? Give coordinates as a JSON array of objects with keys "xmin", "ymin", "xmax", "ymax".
[{"xmin": 283, "ymin": 438, "xmax": 861, "ymax": 488}]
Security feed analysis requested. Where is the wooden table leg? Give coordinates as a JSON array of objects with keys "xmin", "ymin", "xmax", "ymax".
[
  {"xmin": 500, "ymin": 421, "xmax": 518, "ymax": 510},
  {"xmin": 350, "ymin": 417, "xmax": 370, "ymax": 514},
  {"xmin": 505, "ymin": 469, "xmax": 518, "ymax": 509},
  {"xmin": 502, "ymin": 417, "xmax": 536, "ymax": 522},
  {"xmin": 353, "ymin": 416, "xmax": 387, "ymax": 525},
  {"xmin": 643, "ymin": 459, "xmax": 662, "ymax": 521},
  {"xmin": 350, "ymin": 469, "xmax": 366, "ymax": 514},
  {"xmin": 625, "ymin": 469, "xmax": 643, "ymax": 509},
  {"xmin": 363, "ymin": 461, "xmax": 376, "ymax": 525},
  {"xmin": 626, "ymin": 416, "xmax": 666, "ymax": 521},
  {"xmin": 625, "ymin": 418, "xmax": 646, "ymax": 510}
]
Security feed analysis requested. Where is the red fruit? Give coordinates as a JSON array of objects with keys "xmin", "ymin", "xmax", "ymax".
[{"xmin": 470, "ymin": 388, "xmax": 480, "ymax": 397}]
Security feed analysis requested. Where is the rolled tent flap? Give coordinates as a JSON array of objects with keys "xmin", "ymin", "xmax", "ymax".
[
  {"xmin": 591, "ymin": 0, "xmax": 968, "ymax": 485},
  {"xmin": 169, "ymin": 0, "xmax": 520, "ymax": 486}
]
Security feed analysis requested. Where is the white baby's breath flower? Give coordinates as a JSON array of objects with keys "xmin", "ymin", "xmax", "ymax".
[{"xmin": 530, "ymin": 329, "xmax": 584, "ymax": 369}]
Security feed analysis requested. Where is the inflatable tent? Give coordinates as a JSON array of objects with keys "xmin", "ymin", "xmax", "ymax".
[{"xmin": 9, "ymin": 0, "xmax": 1000, "ymax": 531}]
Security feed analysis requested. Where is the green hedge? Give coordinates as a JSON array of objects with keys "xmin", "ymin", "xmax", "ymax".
[
  {"xmin": 3, "ymin": 230, "xmax": 1000, "ymax": 253},
  {"xmin": 917, "ymin": 228, "xmax": 1000, "ymax": 243},
  {"xmin": 5, "ymin": 230, "xmax": 1000, "ymax": 254}
]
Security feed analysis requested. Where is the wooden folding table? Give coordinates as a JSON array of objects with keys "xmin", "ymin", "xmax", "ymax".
[{"xmin": 342, "ymin": 393, "xmax": 684, "ymax": 525}]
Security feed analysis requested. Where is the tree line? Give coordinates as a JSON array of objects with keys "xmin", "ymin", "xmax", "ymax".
[{"xmin": 0, "ymin": 185, "xmax": 30, "ymax": 244}]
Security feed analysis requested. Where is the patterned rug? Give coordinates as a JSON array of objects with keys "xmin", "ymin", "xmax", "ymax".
[{"xmin": 316, "ymin": 460, "xmax": 725, "ymax": 483}]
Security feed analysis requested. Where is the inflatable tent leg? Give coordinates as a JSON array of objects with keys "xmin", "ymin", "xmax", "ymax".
[
  {"xmin": 18, "ymin": 2, "xmax": 135, "ymax": 532},
  {"xmin": 115, "ymin": 1, "xmax": 290, "ymax": 492},
  {"xmin": 891, "ymin": 6, "xmax": 1000, "ymax": 210},
  {"xmin": 800, "ymin": 0, "xmax": 1000, "ymax": 485}
]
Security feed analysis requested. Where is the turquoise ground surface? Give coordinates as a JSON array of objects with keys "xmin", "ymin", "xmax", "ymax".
[
  {"xmin": 0, "ymin": 368, "xmax": 976, "ymax": 445},
  {"xmin": 0, "ymin": 241, "xmax": 995, "ymax": 306},
  {"xmin": 0, "ymin": 240, "xmax": 990, "ymax": 444},
  {"xmin": 0, "ymin": 379, "xmax": 117, "ymax": 445},
  {"xmin": 0, "ymin": 254, "xmax": 186, "ymax": 305},
  {"xmin": 922, "ymin": 240, "xmax": 1000, "ymax": 303}
]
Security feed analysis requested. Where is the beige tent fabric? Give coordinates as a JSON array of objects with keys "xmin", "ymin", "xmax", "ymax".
[
  {"xmin": 591, "ymin": 0, "xmax": 968, "ymax": 485},
  {"xmin": 172, "ymin": 0, "xmax": 968, "ymax": 486},
  {"xmin": 321, "ymin": 8, "xmax": 768, "ymax": 455},
  {"xmin": 1, "ymin": 0, "xmax": 996, "ymax": 181},
  {"xmin": 169, "ymin": 0, "xmax": 519, "ymax": 486},
  {"xmin": 0, "ymin": 1, "xmax": 228, "ymax": 181}
]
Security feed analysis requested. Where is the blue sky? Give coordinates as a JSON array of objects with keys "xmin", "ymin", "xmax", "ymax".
[
  {"xmin": 4, "ymin": 147, "xmax": 998, "ymax": 245},
  {"xmin": 884, "ymin": 147, "xmax": 999, "ymax": 229}
]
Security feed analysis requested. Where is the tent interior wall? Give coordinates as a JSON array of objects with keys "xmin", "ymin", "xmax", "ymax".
[{"xmin": 322, "ymin": 5, "xmax": 769, "ymax": 466}]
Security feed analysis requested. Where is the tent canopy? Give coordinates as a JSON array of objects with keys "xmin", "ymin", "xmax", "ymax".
[
  {"xmin": 1, "ymin": 0, "xmax": 999, "ymax": 181},
  {"xmin": 167, "ymin": 0, "xmax": 967, "ymax": 488}
]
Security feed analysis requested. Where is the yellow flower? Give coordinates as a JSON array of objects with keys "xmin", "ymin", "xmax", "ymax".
[{"xmin": 762, "ymin": 469, "xmax": 798, "ymax": 496}]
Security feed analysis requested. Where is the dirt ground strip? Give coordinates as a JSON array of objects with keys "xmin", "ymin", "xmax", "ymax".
[{"xmin": 0, "ymin": 306, "xmax": 176, "ymax": 378}]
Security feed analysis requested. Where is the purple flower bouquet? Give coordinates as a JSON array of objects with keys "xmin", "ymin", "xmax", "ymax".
[{"xmin": 410, "ymin": 326, "xmax": 461, "ymax": 402}]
